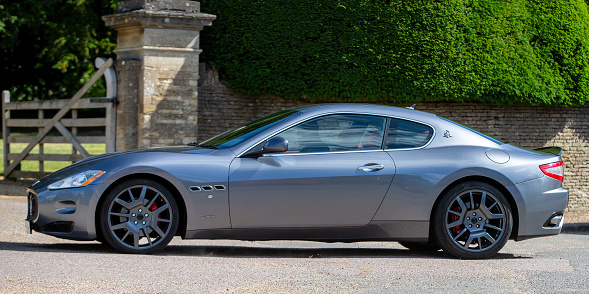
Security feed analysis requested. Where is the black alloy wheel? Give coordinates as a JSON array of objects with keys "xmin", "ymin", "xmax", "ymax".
[
  {"xmin": 99, "ymin": 179, "xmax": 179, "ymax": 254},
  {"xmin": 433, "ymin": 181, "xmax": 512, "ymax": 259}
]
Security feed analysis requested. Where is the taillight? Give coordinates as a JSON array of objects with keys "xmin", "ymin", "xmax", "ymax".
[{"xmin": 539, "ymin": 161, "xmax": 564, "ymax": 182}]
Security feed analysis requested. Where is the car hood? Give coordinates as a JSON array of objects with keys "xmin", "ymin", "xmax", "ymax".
[{"xmin": 29, "ymin": 146, "xmax": 220, "ymax": 190}]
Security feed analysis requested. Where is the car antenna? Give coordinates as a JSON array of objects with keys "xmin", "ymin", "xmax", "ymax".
[
  {"xmin": 187, "ymin": 141, "xmax": 198, "ymax": 146},
  {"xmin": 406, "ymin": 104, "xmax": 416, "ymax": 110}
]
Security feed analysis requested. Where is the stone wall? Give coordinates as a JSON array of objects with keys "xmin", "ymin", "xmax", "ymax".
[
  {"xmin": 197, "ymin": 65, "xmax": 589, "ymax": 212},
  {"xmin": 197, "ymin": 64, "xmax": 306, "ymax": 141}
]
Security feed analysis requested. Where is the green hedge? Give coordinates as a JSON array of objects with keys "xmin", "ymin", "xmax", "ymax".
[{"xmin": 201, "ymin": 0, "xmax": 589, "ymax": 106}]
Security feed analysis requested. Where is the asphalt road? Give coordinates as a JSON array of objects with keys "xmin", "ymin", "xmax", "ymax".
[{"xmin": 1, "ymin": 195, "xmax": 588, "ymax": 293}]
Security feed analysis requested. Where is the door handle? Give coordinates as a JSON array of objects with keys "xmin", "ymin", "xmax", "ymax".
[{"xmin": 357, "ymin": 164, "xmax": 384, "ymax": 172}]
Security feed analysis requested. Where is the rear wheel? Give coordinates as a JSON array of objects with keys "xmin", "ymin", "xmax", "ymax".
[
  {"xmin": 98, "ymin": 179, "xmax": 179, "ymax": 254},
  {"xmin": 433, "ymin": 181, "xmax": 512, "ymax": 259}
]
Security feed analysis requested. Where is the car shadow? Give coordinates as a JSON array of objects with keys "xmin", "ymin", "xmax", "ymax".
[
  {"xmin": 0, "ymin": 241, "xmax": 529, "ymax": 260},
  {"xmin": 162, "ymin": 245, "xmax": 435, "ymax": 258},
  {"xmin": 562, "ymin": 223, "xmax": 589, "ymax": 234},
  {"xmin": 0, "ymin": 241, "xmax": 112, "ymax": 254},
  {"xmin": 162, "ymin": 245, "xmax": 530, "ymax": 260}
]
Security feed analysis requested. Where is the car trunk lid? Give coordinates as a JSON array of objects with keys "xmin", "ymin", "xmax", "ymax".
[{"xmin": 533, "ymin": 146, "xmax": 563, "ymax": 156}]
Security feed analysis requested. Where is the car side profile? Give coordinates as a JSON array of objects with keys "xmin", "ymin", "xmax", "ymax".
[{"xmin": 27, "ymin": 104, "xmax": 568, "ymax": 259}]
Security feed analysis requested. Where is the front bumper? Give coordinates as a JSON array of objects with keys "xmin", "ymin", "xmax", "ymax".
[{"xmin": 27, "ymin": 185, "xmax": 99, "ymax": 241}]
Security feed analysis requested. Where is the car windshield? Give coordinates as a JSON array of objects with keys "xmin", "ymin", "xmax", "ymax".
[
  {"xmin": 439, "ymin": 117, "xmax": 504, "ymax": 145},
  {"xmin": 198, "ymin": 110, "xmax": 301, "ymax": 149}
]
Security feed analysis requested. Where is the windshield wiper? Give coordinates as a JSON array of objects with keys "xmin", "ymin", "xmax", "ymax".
[
  {"xmin": 186, "ymin": 141, "xmax": 219, "ymax": 149},
  {"xmin": 196, "ymin": 143, "xmax": 218, "ymax": 149},
  {"xmin": 187, "ymin": 141, "xmax": 218, "ymax": 149}
]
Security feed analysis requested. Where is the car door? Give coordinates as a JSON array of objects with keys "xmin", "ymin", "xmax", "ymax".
[
  {"xmin": 373, "ymin": 117, "xmax": 438, "ymax": 221},
  {"xmin": 228, "ymin": 114, "xmax": 396, "ymax": 228}
]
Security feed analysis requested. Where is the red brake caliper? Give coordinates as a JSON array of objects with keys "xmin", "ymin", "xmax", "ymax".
[
  {"xmin": 451, "ymin": 208, "xmax": 461, "ymax": 233},
  {"xmin": 150, "ymin": 202, "xmax": 161, "ymax": 226}
]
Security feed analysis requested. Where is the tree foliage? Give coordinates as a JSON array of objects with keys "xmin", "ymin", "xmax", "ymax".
[
  {"xmin": 0, "ymin": 0, "xmax": 117, "ymax": 101},
  {"xmin": 201, "ymin": 0, "xmax": 589, "ymax": 106}
]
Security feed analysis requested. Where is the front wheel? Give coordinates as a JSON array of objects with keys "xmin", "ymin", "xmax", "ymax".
[
  {"xmin": 98, "ymin": 179, "xmax": 179, "ymax": 254},
  {"xmin": 432, "ymin": 181, "xmax": 512, "ymax": 259}
]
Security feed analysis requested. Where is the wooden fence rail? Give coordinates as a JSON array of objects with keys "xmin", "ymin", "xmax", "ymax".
[{"xmin": 2, "ymin": 58, "xmax": 116, "ymax": 179}]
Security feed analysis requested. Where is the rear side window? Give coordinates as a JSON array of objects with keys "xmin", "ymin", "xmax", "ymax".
[{"xmin": 386, "ymin": 118, "xmax": 433, "ymax": 149}]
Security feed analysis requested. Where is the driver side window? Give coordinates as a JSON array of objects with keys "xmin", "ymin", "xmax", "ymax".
[{"xmin": 274, "ymin": 114, "xmax": 386, "ymax": 153}]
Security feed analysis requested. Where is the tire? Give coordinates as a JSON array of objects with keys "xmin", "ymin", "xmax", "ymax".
[
  {"xmin": 432, "ymin": 181, "xmax": 512, "ymax": 259},
  {"xmin": 98, "ymin": 179, "xmax": 179, "ymax": 254},
  {"xmin": 398, "ymin": 242, "xmax": 440, "ymax": 252}
]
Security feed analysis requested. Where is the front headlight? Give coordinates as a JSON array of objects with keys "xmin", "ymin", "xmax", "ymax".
[{"xmin": 48, "ymin": 170, "xmax": 106, "ymax": 190}]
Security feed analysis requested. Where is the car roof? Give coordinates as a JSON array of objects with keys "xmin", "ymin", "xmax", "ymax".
[{"xmin": 291, "ymin": 103, "xmax": 438, "ymax": 123}]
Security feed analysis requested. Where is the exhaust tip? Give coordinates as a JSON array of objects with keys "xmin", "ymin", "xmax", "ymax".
[{"xmin": 544, "ymin": 212, "xmax": 564, "ymax": 228}]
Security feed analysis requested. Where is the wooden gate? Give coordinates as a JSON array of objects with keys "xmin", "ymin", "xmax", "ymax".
[{"xmin": 2, "ymin": 58, "xmax": 116, "ymax": 179}]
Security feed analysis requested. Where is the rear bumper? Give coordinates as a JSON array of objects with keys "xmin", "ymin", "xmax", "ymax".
[{"xmin": 507, "ymin": 178, "xmax": 569, "ymax": 240}]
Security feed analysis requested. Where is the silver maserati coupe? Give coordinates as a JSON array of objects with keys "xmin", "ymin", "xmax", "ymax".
[{"xmin": 27, "ymin": 104, "xmax": 568, "ymax": 259}]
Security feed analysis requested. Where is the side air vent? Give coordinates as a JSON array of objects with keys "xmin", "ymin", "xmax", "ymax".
[{"xmin": 189, "ymin": 185, "xmax": 227, "ymax": 192}]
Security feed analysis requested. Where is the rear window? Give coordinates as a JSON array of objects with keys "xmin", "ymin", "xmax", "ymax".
[{"xmin": 386, "ymin": 118, "xmax": 433, "ymax": 149}]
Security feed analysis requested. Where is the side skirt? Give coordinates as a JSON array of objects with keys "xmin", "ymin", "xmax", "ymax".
[{"xmin": 183, "ymin": 221, "xmax": 430, "ymax": 242}]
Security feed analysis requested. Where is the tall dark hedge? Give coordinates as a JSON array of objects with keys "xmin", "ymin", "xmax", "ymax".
[{"xmin": 200, "ymin": 0, "xmax": 589, "ymax": 106}]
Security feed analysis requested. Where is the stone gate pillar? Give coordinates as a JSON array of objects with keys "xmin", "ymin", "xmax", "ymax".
[{"xmin": 103, "ymin": 0, "xmax": 215, "ymax": 150}]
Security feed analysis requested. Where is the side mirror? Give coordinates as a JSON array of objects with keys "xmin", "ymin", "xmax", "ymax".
[
  {"xmin": 262, "ymin": 136, "xmax": 288, "ymax": 153},
  {"xmin": 243, "ymin": 137, "xmax": 288, "ymax": 158}
]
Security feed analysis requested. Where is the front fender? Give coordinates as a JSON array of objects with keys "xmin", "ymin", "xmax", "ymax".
[
  {"xmin": 87, "ymin": 150, "xmax": 234, "ymax": 238},
  {"xmin": 86, "ymin": 166, "xmax": 191, "ymax": 239}
]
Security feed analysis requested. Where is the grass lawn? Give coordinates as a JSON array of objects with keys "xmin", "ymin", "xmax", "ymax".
[{"xmin": 0, "ymin": 139, "xmax": 106, "ymax": 175}]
